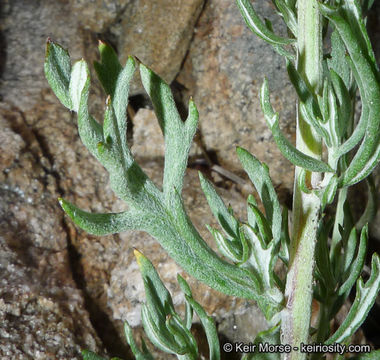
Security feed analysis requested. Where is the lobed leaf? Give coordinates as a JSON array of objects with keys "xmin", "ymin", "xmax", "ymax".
[
  {"xmin": 319, "ymin": 3, "xmax": 380, "ymax": 187},
  {"xmin": 140, "ymin": 64, "xmax": 198, "ymax": 202},
  {"xmin": 326, "ymin": 253, "xmax": 380, "ymax": 344},
  {"xmin": 236, "ymin": 147, "xmax": 282, "ymax": 245}
]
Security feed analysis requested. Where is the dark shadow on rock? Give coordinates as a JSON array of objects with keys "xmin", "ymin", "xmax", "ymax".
[{"xmin": 66, "ymin": 231, "xmax": 133, "ymax": 359}]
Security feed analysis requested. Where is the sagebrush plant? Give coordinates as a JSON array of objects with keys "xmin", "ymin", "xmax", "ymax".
[{"xmin": 44, "ymin": 0, "xmax": 380, "ymax": 359}]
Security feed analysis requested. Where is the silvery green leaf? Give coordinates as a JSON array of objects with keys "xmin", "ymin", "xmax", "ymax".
[
  {"xmin": 326, "ymin": 253, "xmax": 380, "ymax": 344},
  {"xmin": 44, "ymin": 39, "xmax": 72, "ymax": 110},
  {"xmin": 356, "ymin": 175, "xmax": 378, "ymax": 229},
  {"xmin": 247, "ymin": 194, "xmax": 259, "ymax": 231},
  {"xmin": 93, "ymin": 40, "xmax": 123, "ymax": 97},
  {"xmin": 165, "ymin": 314, "xmax": 198, "ymax": 357},
  {"xmin": 272, "ymin": 0, "xmax": 297, "ymax": 36},
  {"xmin": 341, "ymin": 0, "xmax": 377, "ymax": 68},
  {"xmin": 98, "ymin": 97, "xmax": 161, "ymax": 207},
  {"xmin": 166, "ymin": 189, "xmax": 265, "ymax": 304},
  {"xmin": 140, "ymin": 64, "xmax": 198, "ymax": 201},
  {"xmin": 236, "ymin": 147, "xmax": 282, "ymax": 245},
  {"xmin": 69, "ymin": 60, "xmax": 89, "ymax": 113},
  {"xmin": 342, "ymin": 227, "xmax": 358, "ymax": 276},
  {"xmin": 263, "ymin": 19, "xmax": 296, "ymax": 62},
  {"xmin": 206, "ymin": 225, "xmax": 245, "ymax": 263},
  {"xmin": 247, "ymin": 204, "xmax": 273, "ymax": 246},
  {"xmin": 299, "ymin": 101, "xmax": 331, "ymax": 147},
  {"xmin": 112, "ymin": 56, "xmax": 136, "ymax": 152},
  {"xmin": 328, "ymin": 30, "xmax": 352, "ymax": 90},
  {"xmin": 338, "ymin": 225, "xmax": 368, "ymax": 296},
  {"xmin": 75, "ymin": 67, "xmax": 105, "ymax": 158},
  {"xmin": 236, "ymin": 0, "xmax": 295, "ymax": 46},
  {"xmin": 135, "ymin": 250, "xmax": 197, "ymax": 357},
  {"xmin": 319, "ymin": 3, "xmax": 380, "ymax": 187},
  {"xmin": 135, "ymin": 249, "xmax": 174, "ymax": 320},
  {"xmin": 199, "ymin": 173, "xmax": 239, "ymax": 239},
  {"xmin": 297, "ymin": 168, "xmax": 312, "ymax": 194},
  {"xmin": 334, "ymin": 58, "xmax": 369, "ymax": 159},
  {"xmin": 319, "ymin": 175, "xmax": 339, "ymax": 210},
  {"xmin": 141, "ymin": 304, "xmax": 187, "ymax": 355},
  {"xmin": 59, "ymin": 198, "xmax": 146, "ymax": 235},
  {"xmin": 178, "ymin": 276, "xmax": 220, "ymax": 360},
  {"xmin": 279, "ymin": 207, "xmax": 290, "ymax": 265},
  {"xmin": 315, "ymin": 220, "xmax": 336, "ymax": 292},
  {"xmin": 242, "ymin": 224, "xmax": 278, "ymax": 291},
  {"xmin": 329, "ymin": 69, "xmax": 352, "ymax": 139},
  {"xmin": 259, "ymin": 79, "xmax": 333, "ymax": 173},
  {"xmin": 176, "ymin": 275, "xmax": 193, "ymax": 330},
  {"xmin": 124, "ymin": 322, "xmax": 154, "ymax": 360}
]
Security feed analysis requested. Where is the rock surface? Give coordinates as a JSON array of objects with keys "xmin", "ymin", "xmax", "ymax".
[
  {"xmin": 177, "ymin": 0, "xmax": 297, "ymax": 192},
  {"xmin": 0, "ymin": 109, "xmax": 103, "ymax": 359}
]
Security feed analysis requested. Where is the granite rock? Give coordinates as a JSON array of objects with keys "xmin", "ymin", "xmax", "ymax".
[{"xmin": 177, "ymin": 0, "xmax": 297, "ymax": 192}]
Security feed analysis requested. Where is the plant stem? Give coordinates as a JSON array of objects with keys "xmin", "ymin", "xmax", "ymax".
[{"xmin": 282, "ymin": 1, "xmax": 323, "ymax": 359}]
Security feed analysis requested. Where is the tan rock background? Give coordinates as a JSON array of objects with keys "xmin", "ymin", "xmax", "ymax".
[{"xmin": 1, "ymin": 0, "xmax": 379, "ymax": 359}]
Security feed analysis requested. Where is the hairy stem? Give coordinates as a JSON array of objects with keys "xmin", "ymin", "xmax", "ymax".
[{"xmin": 282, "ymin": 1, "xmax": 323, "ymax": 359}]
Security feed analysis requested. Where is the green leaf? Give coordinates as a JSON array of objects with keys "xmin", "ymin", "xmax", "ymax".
[
  {"xmin": 44, "ymin": 39, "xmax": 72, "ymax": 110},
  {"xmin": 236, "ymin": 147, "xmax": 282, "ymax": 245},
  {"xmin": 315, "ymin": 220, "xmax": 336, "ymax": 293},
  {"xmin": 356, "ymin": 175, "xmax": 378, "ymax": 229},
  {"xmin": 206, "ymin": 225, "xmax": 244, "ymax": 263},
  {"xmin": 76, "ymin": 67, "xmax": 105, "ymax": 158},
  {"xmin": 81, "ymin": 350, "xmax": 107, "ymax": 360},
  {"xmin": 135, "ymin": 250, "xmax": 197, "ymax": 357},
  {"xmin": 199, "ymin": 173, "xmax": 239, "ymax": 239},
  {"xmin": 236, "ymin": 0, "xmax": 295, "ymax": 46},
  {"xmin": 140, "ymin": 65, "xmax": 198, "ymax": 202},
  {"xmin": 124, "ymin": 322, "xmax": 154, "ymax": 360},
  {"xmin": 326, "ymin": 253, "xmax": 380, "ymax": 344},
  {"xmin": 272, "ymin": 0, "xmax": 297, "ymax": 37},
  {"xmin": 319, "ymin": 3, "xmax": 380, "ymax": 187},
  {"xmin": 178, "ymin": 276, "xmax": 221, "ymax": 360},
  {"xmin": 247, "ymin": 204, "xmax": 273, "ymax": 246},
  {"xmin": 112, "ymin": 56, "xmax": 136, "ymax": 153},
  {"xmin": 242, "ymin": 224, "xmax": 281, "ymax": 300},
  {"xmin": 329, "ymin": 69, "xmax": 352, "ymax": 139},
  {"xmin": 135, "ymin": 249, "xmax": 175, "ymax": 320},
  {"xmin": 334, "ymin": 58, "xmax": 369, "ymax": 159},
  {"xmin": 338, "ymin": 225, "xmax": 368, "ymax": 296},
  {"xmin": 328, "ymin": 30, "xmax": 352, "ymax": 90},
  {"xmin": 259, "ymin": 79, "xmax": 333, "ymax": 173},
  {"xmin": 93, "ymin": 40, "xmax": 123, "ymax": 97},
  {"xmin": 58, "ymin": 198, "xmax": 146, "ymax": 235},
  {"xmin": 69, "ymin": 60, "xmax": 89, "ymax": 113}
]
